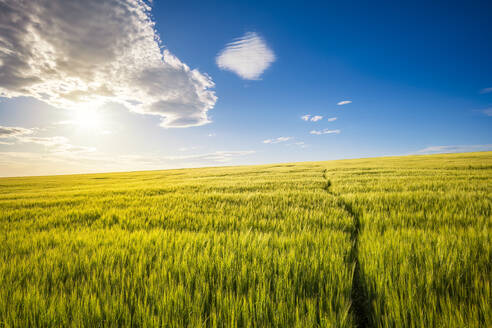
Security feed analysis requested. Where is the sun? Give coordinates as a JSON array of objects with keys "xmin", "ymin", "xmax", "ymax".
[{"xmin": 73, "ymin": 108, "xmax": 102, "ymax": 130}]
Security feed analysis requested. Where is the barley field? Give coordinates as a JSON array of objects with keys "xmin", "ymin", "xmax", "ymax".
[{"xmin": 0, "ymin": 152, "xmax": 490, "ymax": 327}]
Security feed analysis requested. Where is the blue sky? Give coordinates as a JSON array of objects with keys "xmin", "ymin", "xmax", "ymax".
[{"xmin": 0, "ymin": 0, "xmax": 491, "ymax": 176}]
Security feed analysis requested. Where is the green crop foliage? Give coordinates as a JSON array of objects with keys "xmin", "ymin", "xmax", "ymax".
[
  {"xmin": 0, "ymin": 152, "xmax": 490, "ymax": 327},
  {"xmin": 324, "ymin": 152, "xmax": 491, "ymax": 328}
]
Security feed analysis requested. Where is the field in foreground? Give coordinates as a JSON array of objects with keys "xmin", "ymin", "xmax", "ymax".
[{"xmin": 0, "ymin": 152, "xmax": 490, "ymax": 327}]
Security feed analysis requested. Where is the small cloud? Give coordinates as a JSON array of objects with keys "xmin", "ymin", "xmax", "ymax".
[
  {"xmin": 327, "ymin": 117, "xmax": 337, "ymax": 122},
  {"xmin": 310, "ymin": 129, "xmax": 341, "ymax": 135},
  {"xmin": 208, "ymin": 132, "xmax": 216, "ymax": 137},
  {"xmin": 417, "ymin": 144, "xmax": 492, "ymax": 154},
  {"xmin": 289, "ymin": 141, "xmax": 308, "ymax": 148},
  {"xmin": 263, "ymin": 136, "xmax": 292, "ymax": 144},
  {"xmin": 482, "ymin": 108, "xmax": 492, "ymax": 116},
  {"xmin": 301, "ymin": 114, "xmax": 323, "ymax": 122},
  {"xmin": 337, "ymin": 100, "xmax": 352, "ymax": 106},
  {"xmin": 0, "ymin": 126, "xmax": 35, "ymax": 138},
  {"xmin": 479, "ymin": 87, "xmax": 492, "ymax": 94},
  {"xmin": 216, "ymin": 32, "xmax": 275, "ymax": 80}
]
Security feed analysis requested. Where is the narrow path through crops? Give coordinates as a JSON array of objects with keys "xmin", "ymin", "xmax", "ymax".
[{"xmin": 323, "ymin": 169, "xmax": 371, "ymax": 328}]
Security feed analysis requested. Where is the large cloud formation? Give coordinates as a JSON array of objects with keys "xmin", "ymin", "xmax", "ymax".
[{"xmin": 0, "ymin": 0, "xmax": 217, "ymax": 127}]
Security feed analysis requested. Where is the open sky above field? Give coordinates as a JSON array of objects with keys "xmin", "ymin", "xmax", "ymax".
[{"xmin": 0, "ymin": 0, "xmax": 491, "ymax": 176}]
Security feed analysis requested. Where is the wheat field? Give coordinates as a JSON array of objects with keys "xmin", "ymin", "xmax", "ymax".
[{"xmin": 0, "ymin": 152, "xmax": 490, "ymax": 327}]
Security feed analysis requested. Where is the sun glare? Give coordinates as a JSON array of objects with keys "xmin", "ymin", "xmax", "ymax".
[{"xmin": 74, "ymin": 108, "xmax": 102, "ymax": 130}]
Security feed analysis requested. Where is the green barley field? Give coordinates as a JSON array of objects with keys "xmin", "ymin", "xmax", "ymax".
[{"xmin": 0, "ymin": 152, "xmax": 490, "ymax": 327}]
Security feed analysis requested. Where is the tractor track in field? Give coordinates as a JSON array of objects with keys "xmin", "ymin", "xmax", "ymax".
[{"xmin": 322, "ymin": 169, "xmax": 371, "ymax": 328}]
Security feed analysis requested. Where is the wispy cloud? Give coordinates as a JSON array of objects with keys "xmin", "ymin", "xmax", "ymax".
[
  {"xmin": 0, "ymin": 126, "xmax": 35, "ymax": 138},
  {"xmin": 327, "ymin": 117, "xmax": 337, "ymax": 122},
  {"xmin": 178, "ymin": 147, "xmax": 198, "ymax": 152},
  {"xmin": 301, "ymin": 114, "xmax": 323, "ymax": 122},
  {"xmin": 0, "ymin": 0, "xmax": 216, "ymax": 128},
  {"xmin": 482, "ymin": 108, "xmax": 492, "ymax": 116},
  {"xmin": 337, "ymin": 100, "xmax": 352, "ymax": 106},
  {"xmin": 216, "ymin": 32, "xmax": 275, "ymax": 80},
  {"xmin": 165, "ymin": 150, "xmax": 255, "ymax": 163},
  {"xmin": 263, "ymin": 136, "xmax": 292, "ymax": 144},
  {"xmin": 288, "ymin": 141, "xmax": 308, "ymax": 148},
  {"xmin": 0, "ymin": 150, "xmax": 256, "ymax": 177},
  {"xmin": 417, "ymin": 144, "xmax": 492, "ymax": 154},
  {"xmin": 0, "ymin": 125, "xmax": 94, "ymax": 154},
  {"xmin": 479, "ymin": 87, "xmax": 492, "ymax": 94},
  {"xmin": 310, "ymin": 129, "xmax": 341, "ymax": 135}
]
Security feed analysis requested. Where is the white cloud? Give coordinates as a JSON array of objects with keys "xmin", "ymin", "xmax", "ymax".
[
  {"xmin": 327, "ymin": 117, "xmax": 337, "ymax": 122},
  {"xmin": 482, "ymin": 108, "xmax": 492, "ymax": 116},
  {"xmin": 480, "ymin": 87, "xmax": 492, "ymax": 94},
  {"xmin": 216, "ymin": 32, "xmax": 275, "ymax": 80},
  {"xmin": 263, "ymin": 136, "xmax": 292, "ymax": 144},
  {"xmin": 337, "ymin": 100, "xmax": 352, "ymax": 106},
  {"xmin": 0, "ymin": 0, "xmax": 216, "ymax": 128},
  {"xmin": 417, "ymin": 144, "xmax": 492, "ymax": 154},
  {"xmin": 301, "ymin": 114, "xmax": 323, "ymax": 122},
  {"xmin": 310, "ymin": 129, "xmax": 341, "ymax": 135}
]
